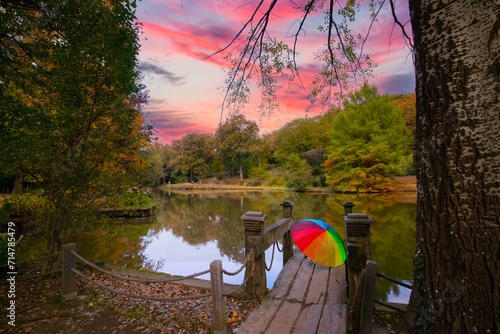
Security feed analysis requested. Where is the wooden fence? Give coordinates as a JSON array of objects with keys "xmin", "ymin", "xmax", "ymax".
[
  {"xmin": 241, "ymin": 200, "xmax": 295, "ymax": 299},
  {"xmin": 344, "ymin": 202, "xmax": 412, "ymax": 334}
]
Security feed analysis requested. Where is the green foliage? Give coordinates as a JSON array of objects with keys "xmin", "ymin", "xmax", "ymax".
[
  {"xmin": 167, "ymin": 133, "xmax": 215, "ymax": 182},
  {"xmin": 281, "ymin": 154, "xmax": 313, "ymax": 192},
  {"xmin": 102, "ymin": 192, "xmax": 152, "ymax": 210},
  {"xmin": 324, "ymin": 85, "xmax": 414, "ymax": 192},
  {"xmin": 0, "ymin": 193, "xmax": 46, "ymax": 219},
  {"xmin": 216, "ymin": 114, "xmax": 259, "ymax": 180},
  {"xmin": 249, "ymin": 165, "xmax": 270, "ymax": 180}
]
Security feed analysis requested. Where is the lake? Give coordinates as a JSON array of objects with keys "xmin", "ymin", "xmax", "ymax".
[
  {"xmin": 72, "ymin": 189, "xmax": 416, "ymax": 304},
  {"xmin": 69, "ymin": 191, "xmax": 416, "ymax": 302}
]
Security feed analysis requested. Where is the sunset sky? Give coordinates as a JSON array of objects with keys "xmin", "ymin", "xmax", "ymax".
[{"xmin": 135, "ymin": 0, "xmax": 415, "ymax": 144}]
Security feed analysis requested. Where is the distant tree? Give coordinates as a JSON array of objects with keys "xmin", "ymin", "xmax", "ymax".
[
  {"xmin": 390, "ymin": 93, "xmax": 416, "ymax": 137},
  {"xmin": 281, "ymin": 153, "xmax": 313, "ymax": 192},
  {"xmin": 323, "ymin": 85, "xmax": 413, "ymax": 192},
  {"xmin": 168, "ymin": 133, "xmax": 215, "ymax": 182},
  {"xmin": 216, "ymin": 114, "xmax": 259, "ymax": 180},
  {"xmin": 0, "ymin": 0, "xmax": 147, "ymax": 261},
  {"xmin": 142, "ymin": 143, "xmax": 169, "ymax": 186}
]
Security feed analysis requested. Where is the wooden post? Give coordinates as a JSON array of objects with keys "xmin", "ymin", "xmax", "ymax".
[
  {"xmin": 62, "ymin": 243, "xmax": 77, "ymax": 300},
  {"xmin": 241, "ymin": 211, "xmax": 267, "ymax": 299},
  {"xmin": 343, "ymin": 201, "xmax": 355, "ymax": 215},
  {"xmin": 346, "ymin": 242, "xmax": 363, "ymax": 305},
  {"xmin": 343, "ymin": 201, "xmax": 355, "ymax": 300},
  {"xmin": 280, "ymin": 200, "xmax": 294, "ymax": 265},
  {"xmin": 210, "ymin": 260, "xmax": 227, "ymax": 334},
  {"xmin": 344, "ymin": 213, "xmax": 374, "ymax": 263},
  {"xmin": 347, "ymin": 268, "xmax": 366, "ymax": 334},
  {"xmin": 360, "ymin": 260, "xmax": 377, "ymax": 334}
]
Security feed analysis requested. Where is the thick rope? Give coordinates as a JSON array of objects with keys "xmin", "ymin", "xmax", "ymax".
[
  {"xmin": 71, "ymin": 250, "xmax": 210, "ymax": 283},
  {"xmin": 221, "ymin": 251, "xmax": 254, "ymax": 276},
  {"xmin": 264, "ymin": 242, "xmax": 276, "ymax": 271},
  {"xmin": 275, "ymin": 241, "xmax": 283, "ymax": 253},
  {"xmin": 72, "ymin": 268, "xmax": 212, "ymax": 301},
  {"xmin": 223, "ymin": 275, "xmax": 251, "ymax": 296},
  {"xmin": 376, "ymin": 272, "xmax": 413, "ymax": 289}
]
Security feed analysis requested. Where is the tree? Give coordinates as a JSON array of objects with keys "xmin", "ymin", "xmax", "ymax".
[
  {"xmin": 406, "ymin": 2, "xmax": 499, "ymax": 332},
  {"xmin": 0, "ymin": 0, "xmax": 148, "ymax": 260},
  {"xmin": 214, "ymin": 1, "xmax": 499, "ymax": 332},
  {"xmin": 216, "ymin": 114, "xmax": 259, "ymax": 180},
  {"xmin": 323, "ymin": 85, "xmax": 413, "ymax": 192},
  {"xmin": 168, "ymin": 133, "xmax": 215, "ymax": 182},
  {"xmin": 142, "ymin": 142, "xmax": 169, "ymax": 186}
]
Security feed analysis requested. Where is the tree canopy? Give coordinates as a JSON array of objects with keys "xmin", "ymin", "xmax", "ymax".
[
  {"xmin": 324, "ymin": 85, "xmax": 413, "ymax": 192},
  {"xmin": 216, "ymin": 114, "xmax": 259, "ymax": 180},
  {"xmin": 0, "ymin": 0, "xmax": 148, "ymax": 257}
]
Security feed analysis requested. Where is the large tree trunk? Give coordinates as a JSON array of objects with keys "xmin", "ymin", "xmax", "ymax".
[{"xmin": 406, "ymin": 1, "xmax": 500, "ymax": 333}]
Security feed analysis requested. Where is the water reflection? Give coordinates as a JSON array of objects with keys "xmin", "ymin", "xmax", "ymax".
[{"xmin": 78, "ymin": 190, "xmax": 416, "ymax": 303}]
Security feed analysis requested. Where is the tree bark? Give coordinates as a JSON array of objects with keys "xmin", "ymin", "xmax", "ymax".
[{"xmin": 406, "ymin": 1, "xmax": 500, "ymax": 333}]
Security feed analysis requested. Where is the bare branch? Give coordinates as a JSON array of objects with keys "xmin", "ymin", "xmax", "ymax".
[{"xmin": 389, "ymin": 0, "xmax": 414, "ymax": 50}]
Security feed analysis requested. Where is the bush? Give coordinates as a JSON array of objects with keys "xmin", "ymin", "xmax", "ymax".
[
  {"xmin": 102, "ymin": 191, "xmax": 152, "ymax": 209},
  {"xmin": 0, "ymin": 193, "xmax": 46, "ymax": 219}
]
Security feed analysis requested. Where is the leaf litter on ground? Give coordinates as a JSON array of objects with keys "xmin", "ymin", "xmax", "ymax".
[{"xmin": 0, "ymin": 265, "xmax": 258, "ymax": 334}]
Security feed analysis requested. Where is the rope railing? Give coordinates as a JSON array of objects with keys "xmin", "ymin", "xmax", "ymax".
[
  {"xmin": 70, "ymin": 250, "xmax": 210, "ymax": 283},
  {"xmin": 62, "ymin": 243, "xmax": 257, "ymax": 333},
  {"xmin": 264, "ymin": 241, "xmax": 282, "ymax": 271},
  {"xmin": 71, "ymin": 268, "xmax": 212, "ymax": 302},
  {"xmin": 376, "ymin": 271, "xmax": 413, "ymax": 290},
  {"xmin": 221, "ymin": 250, "xmax": 254, "ymax": 277}
]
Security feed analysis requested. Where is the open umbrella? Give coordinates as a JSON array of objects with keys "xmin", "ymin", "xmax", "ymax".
[{"xmin": 291, "ymin": 219, "xmax": 346, "ymax": 267}]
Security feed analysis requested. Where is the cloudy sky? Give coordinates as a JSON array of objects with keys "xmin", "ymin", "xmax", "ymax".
[{"xmin": 135, "ymin": 0, "xmax": 415, "ymax": 143}]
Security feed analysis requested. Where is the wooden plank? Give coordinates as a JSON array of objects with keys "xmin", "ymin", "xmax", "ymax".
[
  {"xmin": 268, "ymin": 252, "xmax": 303, "ymax": 300},
  {"xmin": 305, "ymin": 265, "xmax": 329, "ymax": 304},
  {"xmin": 287, "ymin": 257, "xmax": 314, "ymax": 302},
  {"xmin": 236, "ymin": 299, "xmax": 282, "ymax": 334},
  {"xmin": 317, "ymin": 304, "xmax": 347, "ymax": 334},
  {"xmin": 266, "ymin": 300, "xmax": 302, "ymax": 334},
  {"xmin": 292, "ymin": 304, "xmax": 323, "ymax": 334},
  {"xmin": 326, "ymin": 266, "xmax": 347, "ymax": 305}
]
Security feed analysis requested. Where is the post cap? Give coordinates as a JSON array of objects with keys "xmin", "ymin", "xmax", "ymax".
[
  {"xmin": 280, "ymin": 200, "xmax": 294, "ymax": 207},
  {"xmin": 342, "ymin": 201, "xmax": 355, "ymax": 208},
  {"xmin": 344, "ymin": 213, "xmax": 374, "ymax": 224},
  {"xmin": 241, "ymin": 211, "xmax": 267, "ymax": 222}
]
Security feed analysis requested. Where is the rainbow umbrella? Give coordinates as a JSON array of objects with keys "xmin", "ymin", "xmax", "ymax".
[{"xmin": 291, "ymin": 219, "xmax": 346, "ymax": 267}]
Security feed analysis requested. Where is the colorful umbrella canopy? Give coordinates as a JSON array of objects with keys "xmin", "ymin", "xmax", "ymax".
[{"xmin": 291, "ymin": 219, "xmax": 346, "ymax": 267}]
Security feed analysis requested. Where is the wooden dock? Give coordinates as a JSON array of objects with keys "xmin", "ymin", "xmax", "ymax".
[{"xmin": 236, "ymin": 252, "xmax": 347, "ymax": 334}]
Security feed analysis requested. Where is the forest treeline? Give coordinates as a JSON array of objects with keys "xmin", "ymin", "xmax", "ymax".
[{"xmin": 143, "ymin": 85, "xmax": 416, "ymax": 193}]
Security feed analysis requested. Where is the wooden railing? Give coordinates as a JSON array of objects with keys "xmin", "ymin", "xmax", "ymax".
[
  {"xmin": 344, "ymin": 202, "xmax": 411, "ymax": 334},
  {"xmin": 241, "ymin": 200, "xmax": 295, "ymax": 299}
]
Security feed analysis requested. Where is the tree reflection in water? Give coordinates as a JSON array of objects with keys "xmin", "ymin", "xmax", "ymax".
[{"xmin": 79, "ymin": 190, "xmax": 416, "ymax": 302}]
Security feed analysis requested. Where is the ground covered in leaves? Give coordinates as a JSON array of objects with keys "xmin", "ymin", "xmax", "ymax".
[{"xmin": 1, "ymin": 266, "xmax": 258, "ymax": 334}]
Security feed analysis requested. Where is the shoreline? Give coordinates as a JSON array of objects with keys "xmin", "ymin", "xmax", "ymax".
[{"xmin": 158, "ymin": 175, "xmax": 417, "ymax": 194}]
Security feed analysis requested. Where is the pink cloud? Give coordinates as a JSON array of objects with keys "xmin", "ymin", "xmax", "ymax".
[{"xmin": 137, "ymin": 0, "xmax": 414, "ymax": 143}]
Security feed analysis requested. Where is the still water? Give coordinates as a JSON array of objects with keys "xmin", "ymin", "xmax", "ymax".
[{"xmin": 77, "ymin": 189, "xmax": 416, "ymax": 303}]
